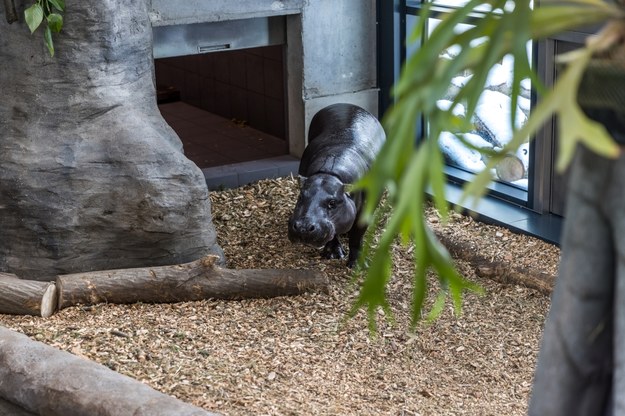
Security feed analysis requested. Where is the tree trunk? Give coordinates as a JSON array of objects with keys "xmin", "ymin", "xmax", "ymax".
[
  {"xmin": 0, "ymin": 326, "xmax": 217, "ymax": 416},
  {"xmin": 0, "ymin": 274, "xmax": 57, "ymax": 317},
  {"xmin": 530, "ymin": 47, "xmax": 625, "ymax": 414},
  {"xmin": 56, "ymin": 256, "xmax": 328, "ymax": 309},
  {"xmin": 529, "ymin": 145, "xmax": 625, "ymax": 415},
  {"xmin": 0, "ymin": 0, "xmax": 222, "ymax": 281}
]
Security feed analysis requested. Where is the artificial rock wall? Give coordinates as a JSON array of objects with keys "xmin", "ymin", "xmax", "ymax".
[{"xmin": 0, "ymin": 0, "xmax": 223, "ymax": 280}]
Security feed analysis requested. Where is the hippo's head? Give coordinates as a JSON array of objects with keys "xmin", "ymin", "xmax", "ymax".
[{"xmin": 288, "ymin": 173, "xmax": 357, "ymax": 247}]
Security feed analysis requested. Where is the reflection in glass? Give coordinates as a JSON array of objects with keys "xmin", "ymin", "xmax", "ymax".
[{"xmin": 412, "ymin": 18, "xmax": 532, "ymax": 190}]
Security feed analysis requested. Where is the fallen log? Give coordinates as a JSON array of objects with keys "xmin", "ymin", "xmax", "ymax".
[
  {"xmin": 435, "ymin": 231, "xmax": 556, "ymax": 295},
  {"xmin": 0, "ymin": 326, "xmax": 217, "ymax": 416},
  {"xmin": 0, "ymin": 274, "xmax": 57, "ymax": 318},
  {"xmin": 56, "ymin": 255, "xmax": 328, "ymax": 310},
  {"xmin": 473, "ymin": 264, "xmax": 555, "ymax": 295}
]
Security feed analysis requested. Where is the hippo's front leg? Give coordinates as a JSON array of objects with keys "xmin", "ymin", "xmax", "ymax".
[
  {"xmin": 322, "ymin": 236, "xmax": 346, "ymax": 260},
  {"xmin": 347, "ymin": 221, "xmax": 367, "ymax": 268}
]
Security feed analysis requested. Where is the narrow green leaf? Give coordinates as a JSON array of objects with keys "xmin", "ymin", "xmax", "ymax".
[
  {"xmin": 508, "ymin": 0, "xmax": 531, "ymax": 130},
  {"xmin": 408, "ymin": 1, "xmax": 430, "ymax": 45},
  {"xmin": 426, "ymin": 290, "xmax": 447, "ymax": 322},
  {"xmin": 48, "ymin": 0, "xmax": 65, "ymax": 12},
  {"xmin": 44, "ymin": 25, "xmax": 54, "ymax": 57},
  {"xmin": 47, "ymin": 13, "xmax": 63, "ymax": 33},
  {"xmin": 548, "ymin": 40, "xmax": 618, "ymax": 169},
  {"xmin": 530, "ymin": 5, "xmax": 622, "ymax": 40},
  {"xmin": 395, "ymin": 0, "xmax": 486, "ymax": 98},
  {"xmin": 428, "ymin": 130, "xmax": 450, "ymax": 221},
  {"xmin": 411, "ymin": 215, "xmax": 430, "ymax": 327},
  {"xmin": 349, "ymin": 245, "xmax": 393, "ymax": 332},
  {"xmin": 24, "ymin": 4, "xmax": 44, "ymax": 34},
  {"xmin": 411, "ymin": 264, "xmax": 428, "ymax": 326},
  {"xmin": 461, "ymin": 14, "xmax": 509, "ymax": 120}
]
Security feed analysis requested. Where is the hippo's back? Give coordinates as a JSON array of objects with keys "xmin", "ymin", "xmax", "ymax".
[{"xmin": 299, "ymin": 103, "xmax": 385, "ymax": 184}]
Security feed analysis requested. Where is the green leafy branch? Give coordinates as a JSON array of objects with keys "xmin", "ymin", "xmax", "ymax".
[
  {"xmin": 352, "ymin": 0, "xmax": 624, "ymax": 330},
  {"xmin": 24, "ymin": 0, "xmax": 65, "ymax": 56}
]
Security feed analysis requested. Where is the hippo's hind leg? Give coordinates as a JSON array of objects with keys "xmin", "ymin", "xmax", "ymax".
[
  {"xmin": 347, "ymin": 222, "xmax": 368, "ymax": 268},
  {"xmin": 322, "ymin": 236, "xmax": 346, "ymax": 260}
]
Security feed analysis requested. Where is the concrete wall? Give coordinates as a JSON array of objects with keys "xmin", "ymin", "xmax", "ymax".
[
  {"xmin": 149, "ymin": 0, "xmax": 303, "ymax": 26},
  {"xmin": 297, "ymin": 0, "xmax": 378, "ymax": 155},
  {"xmin": 149, "ymin": 0, "xmax": 378, "ymax": 157}
]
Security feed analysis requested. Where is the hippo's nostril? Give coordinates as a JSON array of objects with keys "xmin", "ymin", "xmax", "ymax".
[
  {"xmin": 291, "ymin": 219, "xmax": 316, "ymax": 235},
  {"xmin": 295, "ymin": 221, "xmax": 304, "ymax": 232}
]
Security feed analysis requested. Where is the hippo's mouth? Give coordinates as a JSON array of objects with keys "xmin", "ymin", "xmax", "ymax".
[
  {"xmin": 288, "ymin": 226, "xmax": 335, "ymax": 248},
  {"xmin": 288, "ymin": 232, "xmax": 335, "ymax": 248}
]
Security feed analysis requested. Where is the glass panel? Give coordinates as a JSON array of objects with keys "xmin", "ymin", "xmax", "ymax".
[
  {"xmin": 407, "ymin": 0, "xmax": 518, "ymax": 13},
  {"xmin": 416, "ymin": 18, "xmax": 532, "ymax": 191}
]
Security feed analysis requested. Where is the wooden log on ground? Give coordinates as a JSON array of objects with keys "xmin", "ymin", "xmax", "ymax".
[
  {"xmin": 56, "ymin": 255, "xmax": 328, "ymax": 310},
  {"xmin": 0, "ymin": 326, "xmax": 217, "ymax": 416},
  {"xmin": 0, "ymin": 274, "xmax": 57, "ymax": 317},
  {"xmin": 435, "ymin": 231, "xmax": 556, "ymax": 295}
]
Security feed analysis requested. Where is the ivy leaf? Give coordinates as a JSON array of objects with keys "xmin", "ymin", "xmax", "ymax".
[
  {"xmin": 47, "ymin": 13, "xmax": 63, "ymax": 33},
  {"xmin": 24, "ymin": 4, "xmax": 44, "ymax": 34},
  {"xmin": 48, "ymin": 0, "xmax": 65, "ymax": 12},
  {"xmin": 44, "ymin": 25, "xmax": 55, "ymax": 57}
]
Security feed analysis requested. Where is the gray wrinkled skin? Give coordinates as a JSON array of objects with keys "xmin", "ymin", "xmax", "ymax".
[
  {"xmin": 288, "ymin": 174, "xmax": 357, "ymax": 247},
  {"xmin": 288, "ymin": 103, "xmax": 385, "ymax": 267}
]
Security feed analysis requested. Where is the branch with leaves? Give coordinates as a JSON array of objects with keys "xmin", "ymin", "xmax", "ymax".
[
  {"xmin": 24, "ymin": 0, "xmax": 64, "ymax": 56},
  {"xmin": 352, "ymin": 0, "xmax": 625, "ymax": 330}
]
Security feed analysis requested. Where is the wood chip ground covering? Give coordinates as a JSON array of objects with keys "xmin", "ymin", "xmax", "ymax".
[{"xmin": 0, "ymin": 177, "xmax": 559, "ymax": 416}]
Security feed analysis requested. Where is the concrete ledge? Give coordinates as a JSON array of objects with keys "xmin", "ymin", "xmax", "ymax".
[
  {"xmin": 202, "ymin": 155, "xmax": 299, "ymax": 190},
  {"xmin": 149, "ymin": 0, "xmax": 303, "ymax": 26}
]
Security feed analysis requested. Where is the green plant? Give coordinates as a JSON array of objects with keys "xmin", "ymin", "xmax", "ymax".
[
  {"xmin": 24, "ymin": 0, "xmax": 64, "ymax": 56},
  {"xmin": 352, "ymin": 0, "xmax": 625, "ymax": 330}
]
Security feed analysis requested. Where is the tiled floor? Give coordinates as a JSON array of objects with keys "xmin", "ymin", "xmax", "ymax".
[
  {"xmin": 158, "ymin": 101, "xmax": 299, "ymax": 190},
  {"xmin": 158, "ymin": 101, "xmax": 289, "ymax": 169}
]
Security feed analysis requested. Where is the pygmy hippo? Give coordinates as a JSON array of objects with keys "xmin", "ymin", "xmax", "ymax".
[{"xmin": 288, "ymin": 103, "xmax": 386, "ymax": 267}]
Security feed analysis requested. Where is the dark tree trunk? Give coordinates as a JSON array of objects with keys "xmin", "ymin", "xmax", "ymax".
[
  {"xmin": 0, "ymin": 0, "xmax": 223, "ymax": 281},
  {"xmin": 530, "ymin": 48, "xmax": 625, "ymax": 414},
  {"xmin": 529, "ymin": 147, "xmax": 625, "ymax": 414},
  {"xmin": 529, "ymin": 146, "xmax": 617, "ymax": 415}
]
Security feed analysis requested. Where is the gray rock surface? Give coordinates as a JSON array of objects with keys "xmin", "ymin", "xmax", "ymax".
[{"xmin": 0, "ymin": 0, "xmax": 223, "ymax": 280}]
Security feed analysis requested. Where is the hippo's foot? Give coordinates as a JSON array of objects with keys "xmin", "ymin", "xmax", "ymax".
[
  {"xmin": 321, "ymin": 237, "xmax": 346, "ymax": 260},
  {"xmin": 346, "ymin": 252, "xmax": 359, "ymax": 269}
]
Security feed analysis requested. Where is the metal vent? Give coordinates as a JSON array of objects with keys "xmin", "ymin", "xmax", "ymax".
[{"xmin": 153, "ymin": 16, "xmax": 286, "ymax": 59}]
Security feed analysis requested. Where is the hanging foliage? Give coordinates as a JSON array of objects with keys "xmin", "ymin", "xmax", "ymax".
[
  {"xmin": 352, "ymin": 0, "xmax": 624, "ymax": 330},
  {"xmin": 24, "ymin": 0, "xmax": 65, "ymax": 56}
]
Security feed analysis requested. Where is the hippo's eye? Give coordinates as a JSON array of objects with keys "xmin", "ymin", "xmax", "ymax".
[{"xmin": 326, "ymin": 199, "xmax": 338, "ymax": 210}]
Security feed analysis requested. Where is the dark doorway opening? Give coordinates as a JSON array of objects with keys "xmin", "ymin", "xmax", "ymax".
[{"xmin": 154, "ymin": 45, "xmax": 289, "ymax": 169}]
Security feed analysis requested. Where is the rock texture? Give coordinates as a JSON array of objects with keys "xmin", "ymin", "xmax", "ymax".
[{"xmin": 0, "ymin": 0, "xmax": 222, "ymax": 280}]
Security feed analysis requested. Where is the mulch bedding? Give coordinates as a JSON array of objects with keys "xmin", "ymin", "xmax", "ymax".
[{"xmin": 0, "ymin": 176, "xmax": 558, "ymax": 415}]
